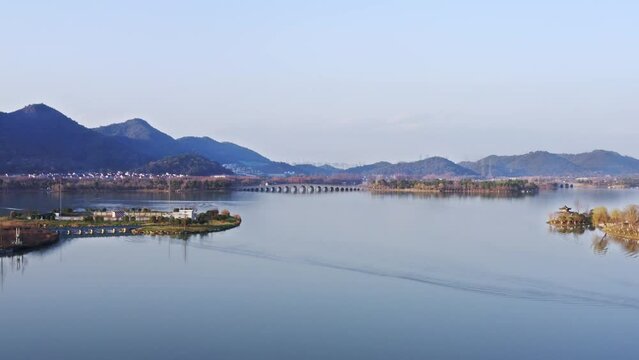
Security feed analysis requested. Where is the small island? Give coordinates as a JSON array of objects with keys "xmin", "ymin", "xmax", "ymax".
[
  {"xmin": 548, "ymin": 204, "xmax": 639, "ymax": 240},
  {"xmin": 1, "ymin": 207, "xmax": 241, "ymax": 255},
  {"xmin": 369, "ymin": 179, "xmax": 539, "ymax": 195}
]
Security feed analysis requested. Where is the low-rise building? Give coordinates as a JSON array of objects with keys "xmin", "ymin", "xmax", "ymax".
[
  {"xmin": 125, "ymin": 210, "xmax": 168, "ymax": 221},
  {"xmin": 55, "ymin": 212, "xmax": 90, "ymax": 221},
  {"xmin": 92, "ymin": 210, "xmax": 126, "ymax": 221},
  {"xmin": 171, "ymin": 208, "xmax": 195, "ymax": 220},
  {"xmin": 90, "ymin": 208, "xmax": 197, "ymax": 221}
]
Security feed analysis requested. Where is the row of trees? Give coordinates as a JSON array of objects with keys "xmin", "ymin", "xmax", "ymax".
[{"xmin": 591, "ymin": 205, "xmax": 639, "ymax": 226}]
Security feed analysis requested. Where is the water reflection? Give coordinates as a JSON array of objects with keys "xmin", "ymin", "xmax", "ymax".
[
  {"xmin": 606, "ymin": 234, "xmax": 639, "ymax": 257},
  {"xmin": 549, "ymin": 224, "xmax": 592, "ymax": 235},
  {"xmin": 0, "ymin": 255, "xmax": 27, "ymax": 290},
  {"xmin": 591, "ymin": 234, "xmax": 608, "ymax": 255},
  {"xmin": 554, "ymin": 229, "xmax": 639, "ymax": 257},
  {"xmin": 0, "ymin": 234, "xmax": 200, "ymax": 291}
]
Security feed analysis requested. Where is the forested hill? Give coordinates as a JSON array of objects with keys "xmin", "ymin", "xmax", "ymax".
[
  {"xmin": 0, "ymin": 104, "xmax": 150, "ymax": 173},
  {"xmin": 458, "ymin": 150, "xmax": 639, "ymax": 177},
  {"xmin": 136, "ymin": 154, "xmax": 233, "ymax": 176}
]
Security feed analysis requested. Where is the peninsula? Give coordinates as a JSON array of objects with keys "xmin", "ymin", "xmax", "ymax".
[{"xmin": 1, "ymin": 207, "xmax": 241, "ymax": 255}]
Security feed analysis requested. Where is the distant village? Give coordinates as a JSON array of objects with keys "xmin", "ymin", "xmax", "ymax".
[{"xmin": 7, "ymin": 171, "xmax": 229, "ymax": 180}]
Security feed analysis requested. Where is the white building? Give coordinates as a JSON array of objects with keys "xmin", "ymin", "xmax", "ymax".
[
  {"xmin": 171, "ymin": 208, "xmax": 195, "ymax": 220},
  {"xmin": 55, "ymin": 212, "xmax": 88, "ymax": 221}
]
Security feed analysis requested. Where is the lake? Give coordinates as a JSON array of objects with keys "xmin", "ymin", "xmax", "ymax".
[{"xmin": 1, "ymin": 189, "xmax": 639, "ymax": 359}]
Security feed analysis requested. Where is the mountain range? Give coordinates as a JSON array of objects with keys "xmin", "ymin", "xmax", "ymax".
[
  {"xmin": 0, "ymin": 104, "xmax": 322, "ymax": 176},
  {"xmin": 459, "ymin": 150, "xmax": 639, "ymax": 177},
  {"xmin": 2, "ymin": 104, "xmax": 639, "ymax": 178}
]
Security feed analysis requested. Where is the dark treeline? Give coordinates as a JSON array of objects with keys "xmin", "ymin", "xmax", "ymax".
[{"xmin": 369, "ymin": 179, "xmax": 539, "ymax": 194}]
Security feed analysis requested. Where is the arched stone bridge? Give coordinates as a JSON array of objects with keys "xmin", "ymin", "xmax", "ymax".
[{"xmin": 239, "ymin": 184, "xmax": 362, "ymax": 194}]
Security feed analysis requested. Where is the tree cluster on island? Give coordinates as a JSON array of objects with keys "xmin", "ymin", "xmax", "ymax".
[{"xmin": 549, "ymin": 205, "xmax": 639, "ymax": 240}]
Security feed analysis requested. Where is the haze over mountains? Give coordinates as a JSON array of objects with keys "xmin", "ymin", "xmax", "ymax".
[{"xmin": 2, "ymin": 104, "xmax": 639, "ymax": 178}]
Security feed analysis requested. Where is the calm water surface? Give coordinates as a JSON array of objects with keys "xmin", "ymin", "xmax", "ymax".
[{"xmin": 1, "ymin": 189, "xmax": 639, "ymax": 359}]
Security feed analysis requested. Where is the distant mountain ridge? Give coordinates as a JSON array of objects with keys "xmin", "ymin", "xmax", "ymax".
[
  {"xmin": 94, "ymin": 118, "xmax": 177, "ymax": 158},
  {"xmin": 3, "ymin": 104, "xmax": 639, "ymax": 177},
  {"xmin": 93, "ymin": 116, "xmax": 324, "ymax": 175},
  {"xmin": 175, "ymin": 136, "xmax": 271, "ymax": 169},
  {"xmin": 559, "ymin": 150, "xmax": 639, "ymax": 175},
  {"xmin": 94, "ymin": 118, "xmax": 172, "ymax": 141},
  {"xmin": 459, "ymin": 150, "xmax": 639, "ymax": 176},
  {"xmin": 0, "ymin": 104, "xmax": 340, "ymax": 175},
  {"xmin": 0, "ymin": 104, "xmax": 150, "ymax": 173}
]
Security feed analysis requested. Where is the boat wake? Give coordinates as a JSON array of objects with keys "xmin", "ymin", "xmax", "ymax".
[{"xmin": 187, "ymin": 241, "xmax": 639, "ymax": 310}]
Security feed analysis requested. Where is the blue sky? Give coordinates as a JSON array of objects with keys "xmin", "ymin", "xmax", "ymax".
[{"xmin": 1, "ymin": 0, "xmax": 637, "ymax": 164}]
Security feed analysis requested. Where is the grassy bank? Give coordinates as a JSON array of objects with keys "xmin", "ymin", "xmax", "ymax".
[{"xmin": 132, "ymin": 218, "xmax": 241, "ymax": 235}]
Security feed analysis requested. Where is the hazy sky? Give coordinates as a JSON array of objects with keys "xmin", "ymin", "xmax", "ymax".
[{"xmin": 1, "ymin": 0, "xmax": 638, "ymax": 165}]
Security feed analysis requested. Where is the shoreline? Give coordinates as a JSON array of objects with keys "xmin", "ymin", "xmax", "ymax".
[{"xmin": 0, "ymin": 227, "xmax": 60, "ymax": 256}]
